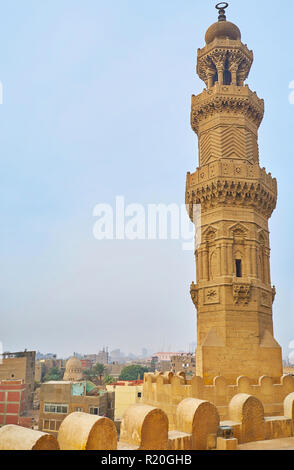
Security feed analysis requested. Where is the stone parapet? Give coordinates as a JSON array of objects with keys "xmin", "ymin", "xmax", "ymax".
[
  {"xmin": 143, "ymin": 373, "xmax": 294, "ymax": 426},
  {"xmin": 186, "ymin": 162, "xmax": 277, "ymax": 219},
  {"xmin": 191, "ymin": 85, "xmax": 264, "ymax": 133},
  {"xmin": 0, "ymin": 390, "xmax": 293, "ymax": 450}
]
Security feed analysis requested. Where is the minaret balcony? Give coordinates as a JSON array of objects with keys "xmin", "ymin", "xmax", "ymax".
[
  {"xmin": 191, "ymin": 84, "xmax": 264, "ymax": 135},
  {"xmin": 185, "ymin": 162, "xmax": 277, "ymax": 219}
]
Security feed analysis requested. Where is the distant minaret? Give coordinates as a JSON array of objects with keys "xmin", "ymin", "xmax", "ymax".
[{"xmin": 186, "ymin": 3, "xmax": 282, "ymax": 385}]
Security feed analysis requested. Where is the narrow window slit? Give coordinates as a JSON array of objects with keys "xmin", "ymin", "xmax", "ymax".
[{"xmin": 236, "ymin": 259, "xmax": 242, "ymax": 278}]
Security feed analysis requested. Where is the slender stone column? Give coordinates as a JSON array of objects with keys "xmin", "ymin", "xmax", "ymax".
[
  {"xmin": 263, "ymin": 251, "xmax": 268, "ymax": 284},
  {"xmin": 221, "ymin": 244, "xmax": 227, "ymax": 275},
  {"xmin": 216, "ymin": 66, "xmax": 224, "ymax": 85},
  {"xmin": 207, "ymin": 71, "xmax": 215, "ymax": 89},
  {"xmin": 217, "ymin": 245, "xmax": 222, "ymax": 276},
  {"xmin": 267, "ymin": 253, "xmax": 271, "ymax": 284},
  {"xmin": 196, "ymin": 251, "xmax": 199, "ymax": 283},
  {"xmin": 229, "ymin": 64, "xmax": 238, "ymax": 86},
  {"xmin": 259, "ymin": 249, "xmax": 264, "ymax": 282},
  {"xmin": 264, "ymin": 249, "xmax": 270, "ymax": 285},
  {"xmin": 227, "ymin": 243, "xmax": 233, "ymax": 276},
  {"xmin": 251, "ymin": 246, "xmax": 257, "ymax": 277},
  {"xmin": 231, "ymin": 69, "xmax": 237, "ymax": 85},
  {"xmin": 244, "ymin": 245, "xmax": 251, "ymax": 276},
  {"xmin": 198, "ymin": 249, "xmax": 203, "ymax": 280},
  {"xmin": 203, "ymin": 247, "xmax": 209, "ymax": 280}
]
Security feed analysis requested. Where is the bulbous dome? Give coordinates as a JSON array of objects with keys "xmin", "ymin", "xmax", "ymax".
[
  {"xmin": 63, "ymin": 356, "xmax": 83, "ymax": 381},
  {"xmin": 66, "ymin": 356, "xmax": 82, "ymax": 369},
  {"xmin": 205, "ymin": 20, "xmax": 241, "ymax": 44}
]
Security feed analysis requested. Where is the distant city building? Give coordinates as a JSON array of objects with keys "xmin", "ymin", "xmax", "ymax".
[
  {"xmin": 0, "ymin": 379, "xmax": 26, "ymax": 427},
  {"xmin": 83, "ymin": 354, "xmax": 98, "ymax": 365},
  {"xmin": 149, "ymin": 352, "xmax": 196, "ymax": 374},
  {"xmin": 157, "ymin": 361, "xmax": 173, "ymax": 373},
  {"xmin": 106, "ymin": 380, "xmax": 143, "ymax": 421},
  {"xmin": 35, "ymin": 358, "xmax": 66, "ymax": 383},
  {"xmin": 80, "ymin": 359, "xmax": 93, "ymax": 370},
  {"xmin": 152, "ymin": 352, "xmax": 179, "ymax": 362},
  {"xmin": 0, "ymin": 351, "xmax": 35, "ymax": 410},
  {"xmin": 97, "ymin": 348, "xmax": 109, "ymax": 365},
  {"xmin": 38, "ymin": 381, "xmax": 114, "ymax": 435},
  {"xmin": 36, "ymin": 352, "xmax": 57, "ymax": 361},
  {"xmin": 141, "ymin": 348, "xmax": 148, "ymax": 358},
  {"xmin": 83, "ymin": 349, "xmax": 109, "ymax": 366},
  {"xmin": 109, "ymin": 349, "xmax": 126, "ymax": 364},
  {"xmin": 35, "ymin": 361, "xmax": 44, "ymax": 383},
  {"xmin": 171, "ymin": 353, "xmax": 196, "ymax": 375},
  {"xmin": 106, "ymin": 362, "xmax": 125, "ymax": 380},
  {"xmin": 150, "ymin": 352, "xmax": 179, "ymax": 372}
]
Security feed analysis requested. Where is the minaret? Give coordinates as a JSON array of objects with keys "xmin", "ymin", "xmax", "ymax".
[{"xmin": 186, "ymin": 3, "xmax": 282, "ymax": 385}]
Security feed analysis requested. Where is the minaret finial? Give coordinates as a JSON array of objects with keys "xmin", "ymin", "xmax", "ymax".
[{"xmin": 216, "ymin": 2, "xmax": 229, "ymax": 22}]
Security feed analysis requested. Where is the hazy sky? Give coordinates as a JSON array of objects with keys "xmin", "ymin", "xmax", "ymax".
[{"xmin": 1, "ymin": 0, "xmax": 294, "ymax": 359}]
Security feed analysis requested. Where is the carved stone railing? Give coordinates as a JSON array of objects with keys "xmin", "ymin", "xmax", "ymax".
[
  {"xmin": 191, "ymin": 84, "xmax": 264, "ymax": 132},
  {"xmin": 186, "ymin": 162, "xmax": 277, "ymax": 219}
]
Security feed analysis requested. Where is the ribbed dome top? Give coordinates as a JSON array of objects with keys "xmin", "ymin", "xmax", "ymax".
[
  {"xmin": 205, "ymin": 20, "xmax": 241, "ymax": 44},
  {"xmin": 65, "ymin": 356, "xmax": 82, "ymax": 369}
]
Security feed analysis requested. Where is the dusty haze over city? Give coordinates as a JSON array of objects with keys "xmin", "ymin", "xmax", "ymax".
[{"xmin": 1, "ymin": 0, "xmax": 294, "ymax": 360}]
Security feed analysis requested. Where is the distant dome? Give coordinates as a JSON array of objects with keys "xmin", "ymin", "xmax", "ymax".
[
  {"xmin": 63, "ymin": 356, "xmax": 83, "ymax": 382},
  {"xmin": 66, "ymin": 356, "xmax": 81, "ymax": 368},
  {"xmin": 205, "ymin": 21, "xmax": 241, "ymax": 44}
]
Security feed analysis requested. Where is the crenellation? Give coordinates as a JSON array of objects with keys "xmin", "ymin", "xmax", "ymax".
[{"xmin": 143, "ymin": 373, "xmax": 294, "ymax": 425}]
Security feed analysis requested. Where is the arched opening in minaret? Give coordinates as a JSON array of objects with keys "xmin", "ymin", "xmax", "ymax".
[
  {"xmin": 223, "ymin": 70, "xmax": 232, "ymax": 85},
  {"xmin": 212, "ymin": 71, "xmax": 218, "ymax": 86}
]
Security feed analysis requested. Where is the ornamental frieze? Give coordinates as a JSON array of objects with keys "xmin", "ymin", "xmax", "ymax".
[
  {"xmin": 191, "ymin": 90, "xmax": 264, "ymax": 133},
  {"xmin": 233, "ymin": 282, "xmax": 251, "ymax": 305},
  {"xmin": 186, "ymin": 178, "xmax": 277, "ymax": 219},
  {"xmin": 186, "ymin": 161, "xmax": 277, "ymax": 194}
]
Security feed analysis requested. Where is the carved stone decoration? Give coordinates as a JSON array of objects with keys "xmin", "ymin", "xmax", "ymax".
[
  {"xmin": 197, "ymin": 55, "xmax": 216, "ymax": 86},
  {"xmin": 210, "ymin": 48, "xmax": 227, "ymax": 70},
  {"xmin": 228, "ymin": 50, "xmax": 244, "ymax": 69},
  {"xmin": 186, "ymin": 178, "xmax": 277, "ymax": 220},
  {"xmin": 199, "ymin": 126, "xmax": 259, "ymax": 166},
  {"xmin": 197, "ymin": 40, "xmax": 253, "ymax": 88},
  {"xmin": 230, "ymin": 223, "xmax": 248, "ymax": 238},
  {"xmin": 190, "ymin": 282, "xmax": 199, "ymax": 308},
  {"xmin": 204, "ymin": 287, "xmax": 220, "ymax": 305},
  {"xmin": 260, "ymin": 290, "xmax": 271, "ymax": 308},
  {"xmin": 203, "ymin": 225, "xmax": 217, "ymax": 241},
  {"xmin": 238, "ymin": 57, "xmax": 252, "ymax": 85},
  {"xmin": 191, "ymin": 87, "xmax": 264, "ymax": 134},
  {"xmin": 233, "ymin": 283, "xmax": 251, "ymax": 305}
]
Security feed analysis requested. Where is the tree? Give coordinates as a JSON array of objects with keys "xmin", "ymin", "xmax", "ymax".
[
  {"xmin": 83, "ymin": 368, "xmax": 96, "ymax": 380},
  {"xmin": 104, "ymin": 375, "xmax": 115, "ymax": 385},
  {"xmin": 44, "ymin": 367, "xmax": 63, "ymax": 382},
  {"xmin": 119, "ymin": 365, "xmax": 150, "ymax": 381},
  {"xmin": 93, "ymin": 363, "xmax": 106, "ymax": 380}
]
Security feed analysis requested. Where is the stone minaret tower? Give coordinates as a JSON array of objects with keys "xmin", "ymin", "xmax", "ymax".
[{"xmin": 186, "ymin": 4, "xmax": 283, "ymax": 385}]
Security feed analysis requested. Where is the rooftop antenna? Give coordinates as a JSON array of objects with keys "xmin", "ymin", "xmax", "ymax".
[{"xmin": 216, "ymin": 2, "xmax": 229, "ymax": 22}]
